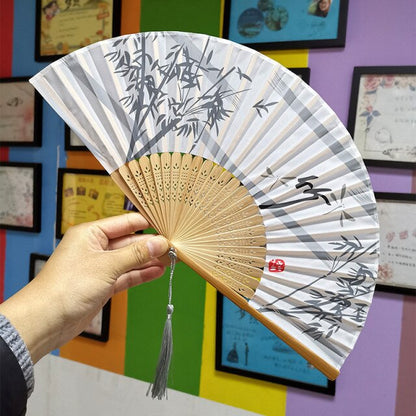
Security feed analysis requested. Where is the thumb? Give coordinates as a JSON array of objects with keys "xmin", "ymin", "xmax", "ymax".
[{"xmin": 112, "ymin": 236, "xmax": 169, "ymax": 275}]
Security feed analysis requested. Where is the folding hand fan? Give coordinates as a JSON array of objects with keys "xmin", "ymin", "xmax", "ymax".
[{"xmin": 30, "ymin": 31, "xmax": 379, "ymax": 393}]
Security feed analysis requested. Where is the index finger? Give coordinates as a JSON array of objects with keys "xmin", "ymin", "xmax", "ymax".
[{"xmin": 94, "ymin": 213, "xmax": 150, "ymax": 240}]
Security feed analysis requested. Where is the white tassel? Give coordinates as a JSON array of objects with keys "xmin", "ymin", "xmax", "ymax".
[{"xmin": 147, "ymin": 248, "xmax": 176, "ymax": 399}]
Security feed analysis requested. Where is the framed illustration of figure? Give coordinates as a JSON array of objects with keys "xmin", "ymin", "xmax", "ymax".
[
  {"xmin": 0, "ymin": 77, "xmax": 42, "ymax": 147},
  {"xmin": 223, "ymin": 0, "xmax": 349, "ymax": 50},
  {"xmin": 216, "ymin": 294, "xmax": 336, "ymax": 395},
  {"xmin": 35, "ymin": 0, "xmax": 121, "ymax": 61},
  {"xmin": 348, "ymin": 66, "xmax": 416, "ymax": 169}
]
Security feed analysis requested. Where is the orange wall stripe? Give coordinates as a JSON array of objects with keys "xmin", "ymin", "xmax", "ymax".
[{"xmin": 121, "ymin": 0, "xmax": 141, "ymax": 35}]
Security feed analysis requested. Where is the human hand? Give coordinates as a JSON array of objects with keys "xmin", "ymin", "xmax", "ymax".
[{"xmin": 0, "ymin": 213, "xmax": 169, "ymax": 363}]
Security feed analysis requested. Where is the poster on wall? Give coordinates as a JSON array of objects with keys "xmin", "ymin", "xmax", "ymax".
[
  {"xmin": 348, "ymin": 66, "xmax": 416, "ymax": 169},
  {"xmin": 216, "ymin": 294, "xmax": 335, "ymax": 395},
  {"xmin": 0, "ymin": 162, "xmax": 42, "ymax": 232},
  {"xmin": 223, "ymin": 0, "xmax": 349, "ymax": 50},
  {"xmin": 56, "ymin": 168, "xmax": 130, "ymax": 238},
  {"xmin": 0, "ymin": 77, "xmax": 42, "ymax": 147},
  {"xmin": 375, "ymin": 193, "xmax": 416, "ymax": 296},
  {"xmin": 35, "ymin": 0, "xmax": 121, "ymax": 61}
]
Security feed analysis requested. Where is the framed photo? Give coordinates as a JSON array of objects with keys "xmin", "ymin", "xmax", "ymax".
[
  {"xmin": 65, "ymin": 125, "xmax": 88, "ymax": 151},
  {"xmin": 81, "ymin": 300, "xmax": 111, "ymax": 342},
  {"xmin": 35, "ymin": 0, "xmax": 122, "ymax": 62},
  {"xmin": 223, "ymin": 0, "xmax": 348, "ymax": 50},
  {"xmin": 375, "ymin": 192, "xmax": 416, "ymax": 296},
  {"xmin": 0, "ymin": 77, "xmax": 42, "ymax": 147},
  {"xmin": 289, "ymin": 67, "xmax": 311, "ymax": 84},
  {"xmin": 29, "ymin": 252, "xmax": 111, "ymax": 341},
  {"xmin": 29, "ymin": 253, "xmax": 50, "ymax": 281},
  {"xmin": 216, "ymin": 294, "xmax": 336, "ymax": 395},
  {"xmin": 348, "ymin": 66, "xmax": 416, "ymax": 169},
  {"xmin": 0, "ymin": 162, "xmax": 42, "ymax": 232},
  {"xmin": 56, "ymin": 168, "xmax": 130, "ymax": 238}
]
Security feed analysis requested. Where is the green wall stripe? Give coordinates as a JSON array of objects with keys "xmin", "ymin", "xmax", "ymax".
[
  {"xmin": 125, "ymin": 261, "xmax": 207, "ymax": 396},
  {"xmin": 140, "ymin": 0, "xmax": 221, "ymax": 36}
]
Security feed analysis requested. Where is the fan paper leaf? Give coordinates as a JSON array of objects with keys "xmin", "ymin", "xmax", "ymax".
[{"xmin": 30, "ymin": 31, "xmax": 379, "ymax": 381}]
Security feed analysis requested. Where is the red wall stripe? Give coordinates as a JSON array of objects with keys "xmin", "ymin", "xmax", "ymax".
[{"xmin": 0, "ymin": 0, "xmax": 13, "ymax": 301}]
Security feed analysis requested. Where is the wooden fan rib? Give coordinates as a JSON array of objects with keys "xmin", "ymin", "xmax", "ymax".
[{"xmin": 181, "ymin": 246, "xmax": 263, "ymax": 279}]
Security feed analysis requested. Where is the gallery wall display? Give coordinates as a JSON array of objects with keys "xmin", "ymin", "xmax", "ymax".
[
  {"xmin": 348, "ymin": 66, "xmax": 416, "ymax": 169},
  {"xmin": 375, "ymin": 193, "xmax": 416, "ymax": 296},
  {"xmin": 35, "ymin": 0, "xmax": 121, "ymax": 61},
  {"xmin": 223, "ymin": 0, "xmax": 348, "ymax": 50},
  {"xmin": 29, "ymin": 252, "xmax": 112, "ymax": 341},
  {"xmin": 56, "ymin": 168, "xmax": 130, "ymax": 238},
  {"xmin": 0, "ymin": 162, "xmax": 42, "ymax": 232},
  {"xmin": 0, "ymin": 77, "xmax": 42, "ymax": 147},
  {"xmin": 216, "ymin": 294, "xmax": 336, "ymax": 395}
]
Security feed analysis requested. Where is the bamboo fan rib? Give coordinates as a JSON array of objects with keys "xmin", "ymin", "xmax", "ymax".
[{"xmin": 30, "ymin": 31, "xmax": 379, "ymax": 381}]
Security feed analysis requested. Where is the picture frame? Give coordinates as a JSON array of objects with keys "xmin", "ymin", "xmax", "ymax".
[
  {"xmin": 348, "ymin": 66, "xmax": 416, "ymax": 169},
  {"xmin": 289, "ymin": 67, "xmax": 311, "ymax": 84},
  {"xmin": 65, "ymin": 124, "xmax": 88, "ymax": 151},
  {"xmin": 35, "ymin": 0, "xmax": 122, "ymax": 62},
  {"xmin": 223, "ymin": 0, "xmax": 348, "ymax": 51},
  {"xmin": 0, "ymin": 162, "xmax": 42, "ymax": 232},
  {"xmin": 29, "ymin": 252, "xmax": 111, "ymax": 341},
  {"xmin": 375, "ymin": 192, "xmax": 416, "ymax": 296},
  {"xmin": 56, "ymin": 168, "xmax": 130, "ymax": 238},
  {"xmin": 216, "ymin": 293, "xmax": 336, "ymax": 395},
  {"xmin": 0, "ymin": 77, "xmax": 42, "ymax": 147}
]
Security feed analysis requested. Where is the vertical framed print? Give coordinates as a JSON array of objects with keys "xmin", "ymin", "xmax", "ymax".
[
  {"xmin": 216, "ymin": 294, "xmax": 336, "ymax": 395},
  {"xmin": 0, "ymin": 77, "xmax": 42, "ymax": 147},
  {"xmin": 29, "ymin": 253, "xmax": 50, "ymax": 281},
  {"xmin": 35, "ymin": 0, "xmax": 122, "ymax": 62},
  {"xmin": 348, "ymin": 66, "xmax": 416, "ymax": 169},
  {"xmin": 65, "ymin": 124, "xmax": 88, "ymax": 151},
  {"xmin": 223, "ymin": 0, "xmax": 349, "ymax": 50},
  {"xmin": 375, "ymin": 192, "xmax": 416, "ymax": 296},
  {"xmin": 0, "ymin": 162, "xmax": 42, "ymax": 232}
]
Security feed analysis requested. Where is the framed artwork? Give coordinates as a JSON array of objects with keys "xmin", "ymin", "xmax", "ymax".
[
  {"xmin": 290, "ymin": 67, "xmax": 311, "ymax": 84},
  {"xmin": 0, "ymin": 162, "xmax": 42, "ymax": 232},
  {"xmin": 0, "ymin": 77, "xmax": 42, "ymax": 147},
  {"xmin": 216, "ymin": 294, "xmax": 336, "ymax": 395},
  {"xmin": 56, "ymin": 168, "xmax": 130, "ymax": 238},
  {"xmin": 348, "ymin": 66, "xmax": 416, "ymax": 169},
  {"xmin": 29, "ymin": 253, "xmax": 49, "ymax": 281},
  {"xmin": 375, "ymin": 192, "xmax": 416, "ymax": 296},
  {"xmin": 29, "ymin": 252, "xmax": 111, "ymax": 341},
  {"xmin": 65, "ymin": 125, "xmax": 88, "ymax": 151},
  {"xmin": 223, "ymin": 0, "xmax": 348, "ymax": 50},
  {"xmin": 35, "ymin": 0, "xmax": 122, "ymax": 62},
  {"xmin": 81, "ymin": 300, "xmax": 111, "ymax": 342}
]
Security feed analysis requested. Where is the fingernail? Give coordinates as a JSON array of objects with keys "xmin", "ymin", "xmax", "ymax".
[{"xmin": 147, "ymin": 236, "xmax": 169, "ymax": 257}]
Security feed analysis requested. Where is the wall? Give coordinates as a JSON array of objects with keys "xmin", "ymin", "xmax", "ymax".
[{"xmin": 1, "ymin": 1, "xmax": 415, "ymax": 415}]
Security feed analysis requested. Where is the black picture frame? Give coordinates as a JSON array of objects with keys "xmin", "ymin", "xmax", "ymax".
[
  {"xmin": 29, "ymin": 253, "xmax": 111, "ymax": 341},
  {"xmin": 29, "ymin": 253, "xmax": 50, "ymax": 281},
  {"xmin": 35, "ymin": 0, "xmax": 122, "ymax": 62},
  {"xmin": 80, "ymin": 300, "xmax": 111, "ymax": 342},
  {"xmin": 347, "ymin": 66, "xmax": 416, "ymax": 169},
  {"xmin": 289, "ymin": 67, "xmax": 311, "ymax": 84},
  {"xmin": 223, "ymin": 0, "xmax": 349, "ymax": 51},
  {"xmin": 375, "ymin": 192, "xmax": 416, "ymax": 296},
  {"xmin": 216, "ymin": 293, "xmax": 336, "ymax": 395},
  {"xmin": 64, "ymin": 124, "xmax": 88, "ymax": 151},
  {"xmin": 0, "ymin": 77, "xmax": 42, "ymax": 147},
  {"xmin": 0, "ymin": 162, "xmax": 42, "ymax": 232}
]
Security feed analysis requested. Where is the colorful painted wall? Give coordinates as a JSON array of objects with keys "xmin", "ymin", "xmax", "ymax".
[{"xmin": 1, "ymin": 1, "xmax": 415, "ymax": 415}]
